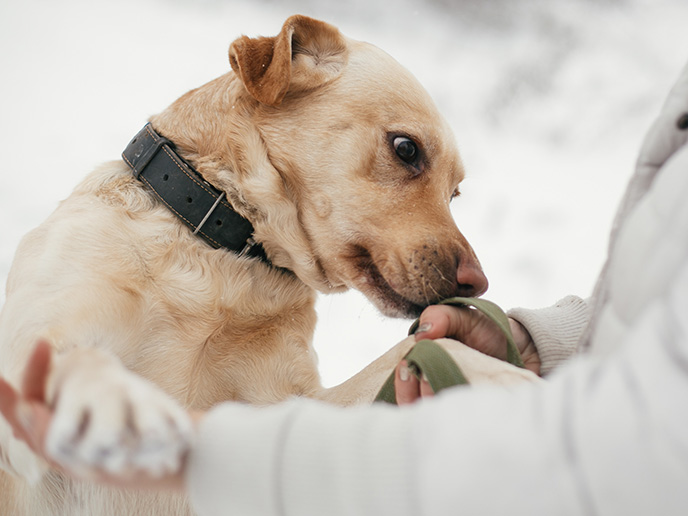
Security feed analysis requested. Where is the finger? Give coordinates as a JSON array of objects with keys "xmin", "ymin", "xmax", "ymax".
[
  {"xmin": 0, "ymin": 379, "xmax": 36, "ymax": 446},
  {"xmin": 0, "ymin": 377, "xmax": 20, "ymax": 430},
  {"xmin": 394, "ymin": 360, "xmax": 421, "ymax": 405},
  {"xmin": 414, "ymin": 305, "xmax": 467, "ymax": 341},
  {"xmin": 0, "ymin": 375, "xmax": 54, "ymax": 459},
  {"xmin": 22, "ymin": 340, "xmax": 52, "ymax": 402},
  {"xmin": 419, "ymin": 374, "xmax": 435, "ymax": 398}
]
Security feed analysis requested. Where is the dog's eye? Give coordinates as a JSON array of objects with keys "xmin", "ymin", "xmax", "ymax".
[
  {"xmin": 450, "ymin": 188, "xmax": 460, "ymax": 201},
  {"xmin": 393, "ymin": 136, "xmax": 419, "ymax": 165}
]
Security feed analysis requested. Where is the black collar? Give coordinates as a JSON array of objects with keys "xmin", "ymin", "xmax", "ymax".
[{"xmin": 122, "ymin": 123, "xmax": 269, "ymax": 263}]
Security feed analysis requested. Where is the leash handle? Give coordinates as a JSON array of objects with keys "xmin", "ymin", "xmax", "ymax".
[
  {"xmin": 374, "ymin": 298, "xmax": 524, "ymax": 405},
  {"xmin": 374, "ymin": 340, "xmax": 469, "ymax": 405}
]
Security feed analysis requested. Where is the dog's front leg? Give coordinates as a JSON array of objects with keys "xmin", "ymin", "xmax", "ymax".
[{"xmin": 317, "ymin": 336, "xmax": 541, "ymax": 407}]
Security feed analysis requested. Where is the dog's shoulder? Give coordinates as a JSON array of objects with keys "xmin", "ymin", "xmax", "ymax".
[{"xmin": 73, "ymin": 160, "xmax": 159, "ymax": 213}]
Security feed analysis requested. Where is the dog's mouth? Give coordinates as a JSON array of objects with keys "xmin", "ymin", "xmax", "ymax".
[{"xmin": 345, "ymin": 245, "xmax": 426, "ymax": 318}]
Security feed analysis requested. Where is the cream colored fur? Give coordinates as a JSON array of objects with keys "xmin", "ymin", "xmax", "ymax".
[{"xmin": 0, "ymin": 15, "xmax": 538, "ymax": 515}]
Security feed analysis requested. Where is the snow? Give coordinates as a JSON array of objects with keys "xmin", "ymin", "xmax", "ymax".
[{"xmin": 1, "ymin": 0, "xmax": 686, "ymax": 387}]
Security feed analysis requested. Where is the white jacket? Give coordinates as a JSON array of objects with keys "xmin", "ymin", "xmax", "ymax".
[{"xmin": 185, "ymin": 62, "xmax": 688, "ymax": 516}]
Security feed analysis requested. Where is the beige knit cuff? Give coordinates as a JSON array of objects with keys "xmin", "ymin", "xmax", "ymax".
[{"xmin": 507, "ymin": 296, "xmax": 590, "ymax": 376}]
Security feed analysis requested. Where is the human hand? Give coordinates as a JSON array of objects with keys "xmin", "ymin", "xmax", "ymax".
[
  {"xmin": 394, "ymin": 304, "xmax": 541, "ymax": 405},
  {"xmin": 413, "ymin": 304, "xmax": 540, "ymax": 375},
  {"xmin": 0, "ymin": 340, "xmax": 54, "ymax": 461},
  {"xmin": 0, "ymin": 341, "xmax": 199, "ymax": 491}
]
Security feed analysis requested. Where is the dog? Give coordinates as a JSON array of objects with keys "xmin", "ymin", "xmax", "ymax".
[{"xmin": 0, "ymin": 15, "xmax": 538, "ymax": 515}]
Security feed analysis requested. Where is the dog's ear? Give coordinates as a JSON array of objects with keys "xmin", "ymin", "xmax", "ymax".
[{"xmin": 229, "ymin": 15, "xmax": 347, "ymax": 106}]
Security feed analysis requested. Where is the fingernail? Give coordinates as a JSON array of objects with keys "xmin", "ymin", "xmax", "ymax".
[
  {"xmin": 16, "ymin": 402, "xmax": 34, "ymax": 432},
  {"xmin": 415, "ymin": 322, "xmax": 432, "ymax": 334},
  {"xmin": 422, "ymin": 372, "xmax": 430, "ymax": 384},
  {"xmin": 399, "ymin": 363, "xmax": 410, "ymax": 382}
]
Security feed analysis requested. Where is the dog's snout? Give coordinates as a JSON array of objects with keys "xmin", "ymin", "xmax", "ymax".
[{"xmin": 456, "ymin": 263, "xmax": 488, "ymax": 298}]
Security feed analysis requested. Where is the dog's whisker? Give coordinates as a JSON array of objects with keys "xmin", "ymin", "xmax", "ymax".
[
  {"xmin": 427, "ymin": 282, "xmax": 441, "ymax": 302},
  {"xmin": 431, "ymin": 263, "xmax": 453, "ymax": 286}
]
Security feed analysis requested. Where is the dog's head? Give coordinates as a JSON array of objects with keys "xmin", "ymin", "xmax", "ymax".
[{"xmin": 155, "ymin": 15, "xmax": 487, "ymax": 318}]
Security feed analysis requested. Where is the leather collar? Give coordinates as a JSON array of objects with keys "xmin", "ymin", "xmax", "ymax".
[{"xmin": 122, "ymin": 123, "xmax": 269, "ymax": 263}]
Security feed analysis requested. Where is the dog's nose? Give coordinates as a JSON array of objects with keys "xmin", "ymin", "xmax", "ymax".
[{"xmin": 456, "ymin": 264, "xmax": 489, "ymax": 298}]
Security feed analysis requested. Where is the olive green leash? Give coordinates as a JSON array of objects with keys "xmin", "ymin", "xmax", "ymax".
[{"xmin": 374, "ymin": 297, "xmax": 524, "ymax": 405}]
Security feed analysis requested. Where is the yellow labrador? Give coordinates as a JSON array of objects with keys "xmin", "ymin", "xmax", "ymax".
[{"xmin": 0, "ymin": 15, "xmax": 537, "ymax": 515}]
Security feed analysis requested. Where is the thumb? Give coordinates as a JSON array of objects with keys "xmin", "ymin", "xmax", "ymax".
[
  {"xmin": 414, "ymin": 305, "xmax": 467, "ymax": 341},
  {"xmin": 22, "ymin": 340, "xmax": 52, "ymax": 402},
  {"xmin": 0, "ymin": 376, "xmax": 20, "ymax": 430},
  {"xmin": 0, "ymin": 378, "xmax": 42, "ymax": 451}
]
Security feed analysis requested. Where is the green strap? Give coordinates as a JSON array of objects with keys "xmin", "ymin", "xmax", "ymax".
[
  {"xmin": 374, "ymin": 297, "xmax": 524, "ymax": 405},
  {"xmin": 374, "ymin": 339, "xmax": 469, "ymax": 404}
]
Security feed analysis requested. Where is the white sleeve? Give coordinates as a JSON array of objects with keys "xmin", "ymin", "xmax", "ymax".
[
  {"xmin": 186, "ymin": 399, "xmax": 419, "ymax": 516},
  {"xmin": 186, "ymin": 263, "xmax": 688, "ymax": 516}
]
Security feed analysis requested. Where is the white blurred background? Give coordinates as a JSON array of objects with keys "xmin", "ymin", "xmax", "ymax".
[{"xmin": 1, "ymin": 0, "xmax": 686, "ymax": 387}]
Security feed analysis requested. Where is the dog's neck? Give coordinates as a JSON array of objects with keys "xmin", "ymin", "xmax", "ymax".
[
  {"xmin": 141, "ymin": 73, "xmax": 347, "ymax": 295},
  {"xmin": 122, "ymin": 123, "xmax": 271, "ymax": 264}
]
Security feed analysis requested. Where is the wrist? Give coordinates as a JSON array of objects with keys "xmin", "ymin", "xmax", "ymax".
[{"xmin": 508, "ymin": 318, "xmax": 541, "ymax": 376}]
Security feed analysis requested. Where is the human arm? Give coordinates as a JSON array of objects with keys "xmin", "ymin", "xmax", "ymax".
[
  {"xmin": 186, "ymin": 274, "xmax": 688, "ymax": 516},
  {"xmin": 188, "ymin": 117, "xmax": 688, "ymax": 515},
  {"xmin": 187, "ymin": 104, "xmax": 688, "ymax": 515}
]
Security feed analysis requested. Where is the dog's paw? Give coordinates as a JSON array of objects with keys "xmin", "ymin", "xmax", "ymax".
[{"xmin": 45, "ymin": 349, "xmax": 192, "ymax": 478}]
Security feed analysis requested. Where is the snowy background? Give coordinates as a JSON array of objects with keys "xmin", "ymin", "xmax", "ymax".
[{"xmin": 1, "ymin": 0, "xmax": 686, "ymax": 387}]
